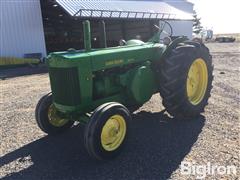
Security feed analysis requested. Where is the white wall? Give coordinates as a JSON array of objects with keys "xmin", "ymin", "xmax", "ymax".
[
  {"xmin": 0, "ymin": 0, "xmax": 46, "ymax": 58},
  {"xmin": 163, "ymin": 0, "xmax": 194, "ymax": 39},
  {"xmin": 168, "ymin": 20, "xmax": 193, "ymax": 39}
]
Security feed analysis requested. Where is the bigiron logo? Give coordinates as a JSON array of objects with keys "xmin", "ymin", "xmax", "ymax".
[{"xmin": 180, "ymin": 161, "xmax": 237, "ymax": 179}]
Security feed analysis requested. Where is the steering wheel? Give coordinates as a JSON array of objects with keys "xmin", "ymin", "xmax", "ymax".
[{"xmin": 155, "ymin": 20, "xmax": 173, "ymax": 38}]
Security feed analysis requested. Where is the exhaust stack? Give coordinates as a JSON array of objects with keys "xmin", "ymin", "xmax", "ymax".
[{"xmin": 83, "ymin": 20, "xmax": 91, "ymax": 51}]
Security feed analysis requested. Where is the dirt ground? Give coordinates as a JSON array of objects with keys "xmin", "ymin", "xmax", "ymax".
[{"xmin": 0, "ymin": 42, "xmax": 239, "ymax": 180}]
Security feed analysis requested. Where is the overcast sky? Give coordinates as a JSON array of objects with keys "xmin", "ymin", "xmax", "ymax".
[{"xmin": 188, "ymin": 0, "xmax": 240, "ymax": 34}]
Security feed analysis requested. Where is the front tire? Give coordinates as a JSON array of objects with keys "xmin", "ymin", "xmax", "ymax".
[
  {"xmin": 159, "ymin": 42, "xmax": 213, "ymax": 118},
  {"xmin": 84, "ymin": 102, "xmax": 131, "ymax": 160},
  {"xmin": 35, "ymin": 93, "xmax": 74, "ymax": 135}
]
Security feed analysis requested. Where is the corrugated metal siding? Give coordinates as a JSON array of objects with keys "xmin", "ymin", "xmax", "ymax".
[
  {"xmin": 0, "ymin": 0, "xmax": 46, "ymax": 58},
  {"xmin": 56, "ymin": 0, "xmax": 192, "ymax": 20}
]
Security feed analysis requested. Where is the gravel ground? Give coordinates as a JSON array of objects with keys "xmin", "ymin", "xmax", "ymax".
[{"xmin": 0, "ymin": 42, "xmax": 239, "ymax": 180}]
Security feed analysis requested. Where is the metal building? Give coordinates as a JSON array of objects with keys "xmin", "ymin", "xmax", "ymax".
[
  {"xmin": 0, "ymin": 0, "xmax": 193, "ymax": 59},
  {"xmin": 0, "ymin": 0, "xmax": 47, "ymax": 58}
]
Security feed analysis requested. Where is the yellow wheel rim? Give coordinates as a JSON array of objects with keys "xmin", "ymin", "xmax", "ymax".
[
  {"xmin": 48, "ymin": 104, "xmax": 69, "ymax": 127},
  {"xmin": 187, "ymin": 58, "xmax": 208, "ymax": 105},
  {"xmin": 101, "ymin": 115, "xmax": 127, "ymax": 151}
]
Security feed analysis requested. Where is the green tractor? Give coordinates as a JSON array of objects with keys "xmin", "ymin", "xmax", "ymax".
[{"xmin": 35, "ymin": 20, "xmax": 213, "ymax": 160}]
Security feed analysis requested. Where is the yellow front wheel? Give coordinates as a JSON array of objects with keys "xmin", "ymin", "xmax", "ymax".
[
  {"xmin": 35, "ymin": 93, "xmax": 74, "ymax": 134},
  {"xmin": 101, "ymin": 115, "xmax": 127, "ymax": 151},
  {"xmin": 48, "ymin": 104, "xmax": 70, "ymax": 127},
  {"xmin": 84, "ymin": 102, "xmax": 131, "ymax": 160}
]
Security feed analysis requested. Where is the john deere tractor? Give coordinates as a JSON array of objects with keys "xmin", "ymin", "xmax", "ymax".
[{"xmin": 35, "ymin": 20, "xmax": 213, "ymax": 160}]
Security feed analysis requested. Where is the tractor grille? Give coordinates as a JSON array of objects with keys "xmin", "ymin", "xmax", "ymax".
[{"xmin": 49, "ymin": 67, "xmax": 81, "ymax": 106}]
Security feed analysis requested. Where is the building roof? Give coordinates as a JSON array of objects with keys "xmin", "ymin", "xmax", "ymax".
[{"xmin": 56, "ymin": 0, "xmax": 192, "ymax": 20}]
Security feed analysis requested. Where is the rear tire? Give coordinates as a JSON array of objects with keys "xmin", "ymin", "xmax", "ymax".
[
  {"xmin": 35, "ymin": 93, "xmax": 74, "ymax": 135},
  {"xmin": 84, "ymin": 102, "xmax": 131, "ymax": 160},
  {"xmin": 159, "ymin": 42, "xmax": 213, "ymax": 119}
]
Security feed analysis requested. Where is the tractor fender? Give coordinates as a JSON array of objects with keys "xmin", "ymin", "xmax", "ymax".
[{"xmin": 161, "ymin": 36, "xmax": 188, "ymax": 58}]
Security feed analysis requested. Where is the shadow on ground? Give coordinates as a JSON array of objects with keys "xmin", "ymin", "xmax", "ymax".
[
  {"xmin": 0, "ymin": 111, "xmax": 205, "ymax": 180},
  {"xmin": 0, "ymin": 65, "xmax": 48, "ymax": 79}
]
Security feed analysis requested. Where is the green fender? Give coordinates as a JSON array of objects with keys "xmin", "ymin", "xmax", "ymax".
[{"xmin": 161, "ymin": 36, "xmax": 189, "ymax": 58}]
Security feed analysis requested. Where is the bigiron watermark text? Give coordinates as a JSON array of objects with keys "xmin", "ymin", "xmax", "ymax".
[{"xmin": 180, "ymin": 161, "xmax": 237, "ymax": 179}]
